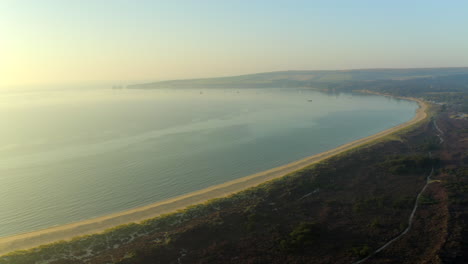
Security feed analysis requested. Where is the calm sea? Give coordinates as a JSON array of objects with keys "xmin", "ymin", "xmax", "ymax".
[{"xmin": 0, "ymin": 88, "xmax": 417, "ymax": 237}]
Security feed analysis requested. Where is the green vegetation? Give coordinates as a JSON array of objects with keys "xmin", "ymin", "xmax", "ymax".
[
  {"xmin": 419, "ymin": 194, "xmax": 439, "ymax": 205},
  {"xmin": 379, "ymin": 154, "xmax": 439, "ymax": 175},
  {"xmin": 421, "ymin": 136, "xmax": 441, "ymax": 151},
  {"xmin": 353, "ymin": 195, "xmax": 389, "ymax": 213},
  {"xmin": 445, "ymin": 168, "xmax": 468, "ymax": 205},
  {"xmin": 352, "ymin": 245, "xmax": 371, "ymax": 258},
  {"xmin": 280, "ymin": 221, "xmax": 322, "ymax": 252}
]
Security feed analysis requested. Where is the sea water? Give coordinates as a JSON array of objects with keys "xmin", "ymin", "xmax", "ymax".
[{"xmin": 0, "ymin": 87, "xmax": 417, "ymax": 237}]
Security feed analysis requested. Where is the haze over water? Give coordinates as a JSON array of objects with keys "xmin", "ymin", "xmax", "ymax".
[{"xmin": 0, "ymin": 88, "xmax": 417, "ymax": 237}]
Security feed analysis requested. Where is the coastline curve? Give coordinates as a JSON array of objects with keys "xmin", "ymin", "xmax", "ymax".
[{"xmin": 0, "ymin": 96, "xmax": 429, "ymax": 256}]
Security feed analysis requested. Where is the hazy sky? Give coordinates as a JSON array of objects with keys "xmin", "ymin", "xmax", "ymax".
[{"xmin": 1, "ymin": 0, "xmax": 468, "ymax": 87}]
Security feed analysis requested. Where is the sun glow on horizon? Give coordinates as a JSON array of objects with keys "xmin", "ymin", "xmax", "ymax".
[{"xmin": 1, "ymin": 0, "xmax": 468, "ymax": 88}]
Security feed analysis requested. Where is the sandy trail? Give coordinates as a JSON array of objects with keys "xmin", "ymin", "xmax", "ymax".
[{"xmin": 0, "ymin": 97, "xmax": 428, "ymax": 256}]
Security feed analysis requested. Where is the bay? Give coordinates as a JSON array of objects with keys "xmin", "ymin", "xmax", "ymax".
[{"xmin": 0, "ymin": 88, "xmax": 417, "ymax": 237}]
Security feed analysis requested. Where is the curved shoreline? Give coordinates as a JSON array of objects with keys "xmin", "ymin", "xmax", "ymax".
[{"xmin": 0, "ymin": 96, "xmax": 428, "ymax": 256}]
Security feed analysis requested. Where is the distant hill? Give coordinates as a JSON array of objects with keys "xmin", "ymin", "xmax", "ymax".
[{"xmin": 128, "ymin": 67, "xmax": 468, "ymax": 89}]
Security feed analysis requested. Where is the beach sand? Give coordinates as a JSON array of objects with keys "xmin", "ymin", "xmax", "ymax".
[{"xmin": 0, "ymin": 97, "xmax": 428, "ymax": 256}]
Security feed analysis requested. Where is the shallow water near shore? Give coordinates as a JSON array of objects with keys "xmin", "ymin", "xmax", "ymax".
[{"xmin": 0, "ymin": 87, "xmax": 417, "ymax": 237}]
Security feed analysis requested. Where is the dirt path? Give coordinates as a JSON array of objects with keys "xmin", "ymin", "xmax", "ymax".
[
  {"xmin": 352, "ymin": 119, "xmax": 442, "ymax": 264},
  {"xmin": 434, "ymin": 120, "xmax": 444, "ymax": 143},
  {"xmin": 0, "ymin": 98, "xmax": 429, "ymax": 256},
  {"xmin": 352, "ymin": 168, "xmax": 434, "ymax": 264}
]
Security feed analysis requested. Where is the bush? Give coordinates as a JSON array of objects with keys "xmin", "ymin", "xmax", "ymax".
[
  {"xmin": 280, "ymin": 222, "xmax": 321, "ymax": 252},
  {"xmin": 352, "ymin": 245, "xmax": 371, "ymax": 258}
]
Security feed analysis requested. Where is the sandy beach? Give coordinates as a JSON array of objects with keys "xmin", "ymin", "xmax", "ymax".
[{"xmin": 0, "ymin": 97, "xmax": 428, "ymax": 256}]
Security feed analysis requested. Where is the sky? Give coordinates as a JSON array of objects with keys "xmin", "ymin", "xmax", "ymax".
[{"xmin": 1, "ymin": 0, "xmax": 468, "ymax": 88}]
